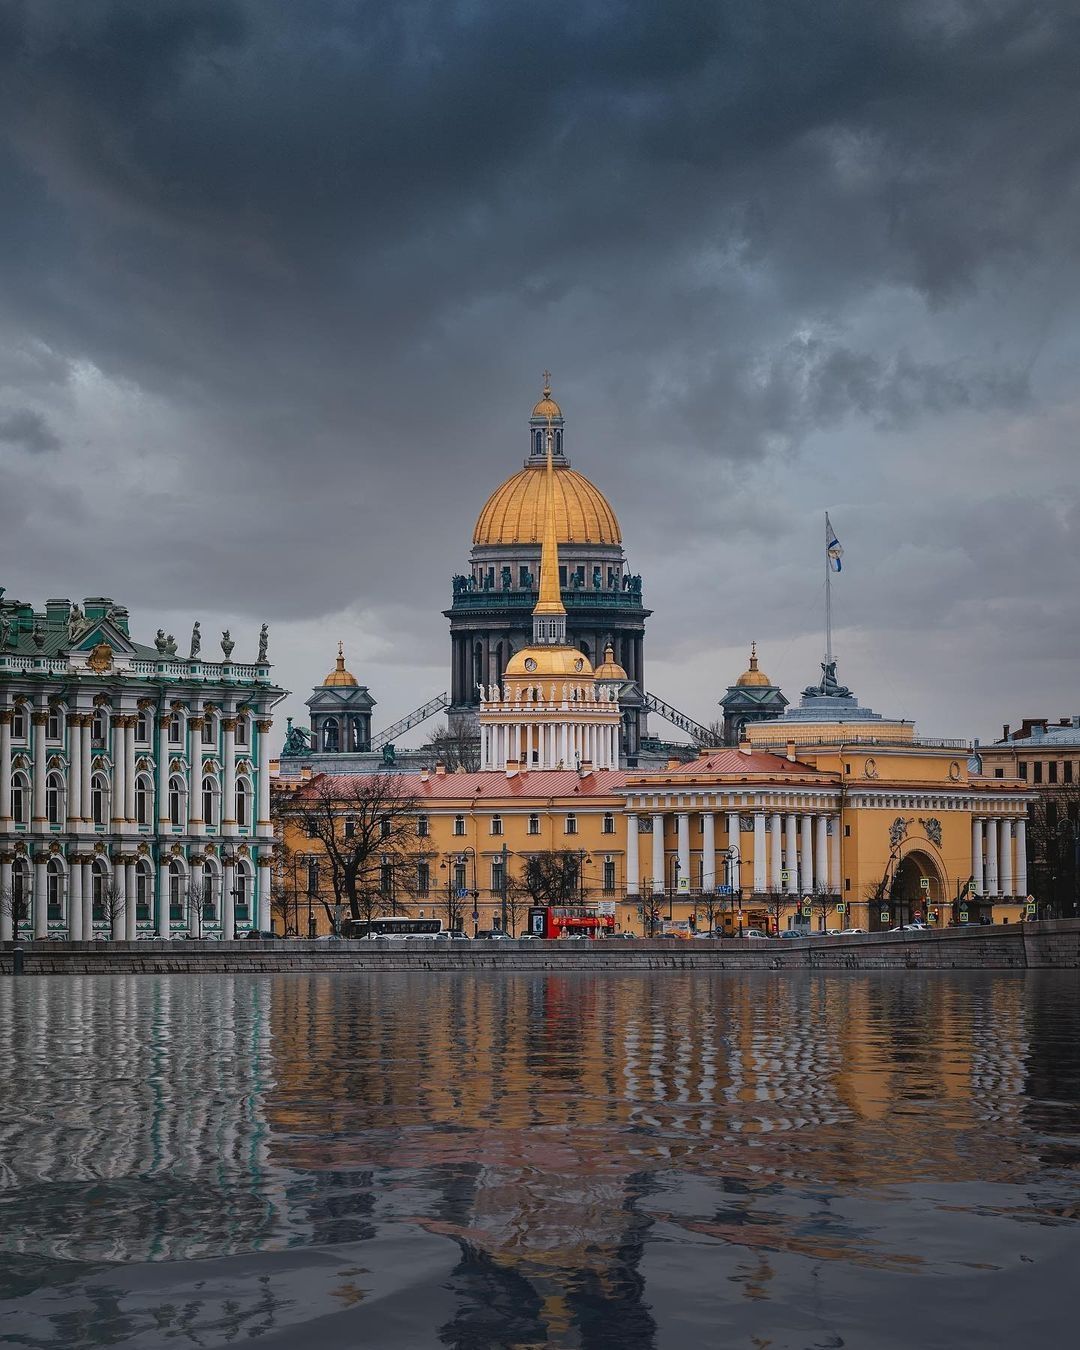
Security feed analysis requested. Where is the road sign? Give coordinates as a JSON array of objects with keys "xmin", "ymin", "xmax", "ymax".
[
  {"xmin": 801, "ymin": 902, "xmax": 812, "ymax": 917},
  {"xmin": 457, "ymin": 889, "xmax": 469, "ymax": 898},
  {"xmin": 780, "ymin": 869, "xmax": 790, "ymax": 883},
  {"xmin": 836, "ymin": 903, "xmax": 846, "ymax": 915},
  {"xmin": 677, "ymin": 876, "xmax": 690, "ymax": 894},
  {"xmin": 927, "ymin": 908, "xmax": 938, "ymax": 922},
  {"xmin": 472, "ymin": 910, "xmax": 479, "ymax": 921},
  {"xmin": 1026, "ymin": 901, "xmax": 1036, "ymax": 916},
  {"xmin": 959, "ymin": 908, "xmax": 969, "ymax": 922},
  {"xmin": 920, "ymin": 877, "xmax": 931, "ymax": 892},
  {"xmin": 718, "ymin": 885, "xmax": 733, "ymax": 896},
  {"xmin": 880, "ymin": 909, "xmax": 890, "ymax": 923}
]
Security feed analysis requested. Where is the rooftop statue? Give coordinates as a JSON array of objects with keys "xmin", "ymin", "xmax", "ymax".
[
  {"xmin": 258, "ymin": 623, "xmax": 269, "ymax": 663},
  {"xmin": 189, "ymin": 621, "xmax": 201, "ymax": 660},
  {"xmin": 382, "ymin": 742, "xmax": 396, "ymax": 765},
  {"xmin": 802, "ymin": 659, "xmax": 852, "ymax": 700},
  {"xmin": 281, "ymin": 717, "xmax": 312, "ymax": 758}
]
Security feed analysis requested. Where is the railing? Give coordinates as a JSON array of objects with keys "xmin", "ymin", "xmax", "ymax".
[
  {"xmin": 748, "ymin": 733, "xmax": 972, "ymax": 752},
  {"xmin": 0, "ymin": 652, "xmax": 269, "ymax": 682},
  {"xmin": 644, "ymin": 693, "xmax": 710, "ymax": 743},
  {"xmin": 369, "ymin": 693, "xmax": 449, "ymax": 751},
  {"xmin": 449, "ymin": 589, "xmax": 645, "ymax": 610}
]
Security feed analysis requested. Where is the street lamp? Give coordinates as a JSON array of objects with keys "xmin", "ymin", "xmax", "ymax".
[
  {"xmin": 306, "ymin": 858, "xmax": 317, "ymax": 939},
  {"xmin": 721, "ymin": 845, "xmax": 742, "ymax": 935},
  {"xmin": 499, "ymin": 841, "xmax": 509, "ymax": 934},
  {"xmin": 669, "ymin": 858, "xmax": 679, "ymax": 921}
]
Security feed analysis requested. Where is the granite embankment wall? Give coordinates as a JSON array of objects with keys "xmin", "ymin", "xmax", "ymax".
[{"xmin": 2, "ymin": 920, "xmax": 1078, "ymax": 974}]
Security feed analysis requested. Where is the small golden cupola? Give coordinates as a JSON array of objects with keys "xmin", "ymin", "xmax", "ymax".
[
  {"xmin": 323, "ymin": 640, "xmax": 359, "ymax": 688},
  {"xmin": 594, "ymin": 642, "xmax": 628, "ymax": 681},
  {"xmin": 735, "ymin": 642, "xmax": 771, "ymax": 688}
]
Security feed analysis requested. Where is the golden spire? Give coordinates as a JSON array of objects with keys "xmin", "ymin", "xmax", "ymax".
[{"xmin": 533, "ymin": 421, "xmax": 565, "ymax": 618}]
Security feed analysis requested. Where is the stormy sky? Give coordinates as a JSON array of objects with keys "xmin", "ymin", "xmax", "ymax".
[{"xmin": 1, "ymin": 0, "xmax": 1078, "ymax": 746}]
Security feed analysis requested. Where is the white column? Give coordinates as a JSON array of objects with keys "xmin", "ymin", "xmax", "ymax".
[
  {"xmin": 676, "ymin": 812, "xmax": 690, "ymax": 891},
  {"xmin": 626, "ymin": 814, "xmax": 639, "ymax": 894},
  {"xmin": 651, "ymin": 813, "xmax": 664, "ymax": 893},
  {"xmin": 187, "ymin": 717, "xmax": 204, "ymax": 836},
  {"xmin": 985, "ymin": 818, "xmax": 999, "ymax": 895},
  {"xmin": 124, "ymin": 718, "xmax": 136, "ymax": 823},
  {"xmin": 156, "ymin": 717, "xmax": 171, "ymax": 828},
  {"xmin": 222, "ymin": 717, "xmax": 237, "ymax": 833},
  {"xmin": 157, "ymin": 859, "xmax": 171, "ymax": 938},
  {"xmin": 111, "ymin": 715, "xmax": 126, "ymax": 830},
  {"xmin": 81, "ymin": 859, "xmax": 93, "ymax": 938},
  {"xmin": 831, "ymin": 817, "xmax": 841, "ymax": 897},
  {"xmin": 0, "ymin": 854, "xmax": 13, "ymax": 940},
  {"xmin": 770, "ymin": 812, "xmax": 783, "ymax": 890},
  {"xmin": 972, "ymin": 817, "xmax": 984, "ymax": 894},
  {"xmin": 784, "ymin": 814, "xmax": 799, "ymax": 893},
  {"xmin": 125, "ymin": 858, "xmax": 137, "ymax": 940},
  {"xmin": 801, "ymin": 815, "xmax": 814, "ymax": 894},
  {"xmin": 702, "ymin": 812, "xmax": 716, "ymax": 891},
  {"xmin": 80, "ymin": 717, "xmax": 92, "ymax": 823},
  {"xmin": 66, "ymin": 714, "xmax": 81, "ymax": 826},
  {"xmin": 31, "ymin": 711, "xmax": 48, "ymax": 824},
  {"xmin": 753, "ymin": 813, "xmax": 767, "ymax": 892},
  {"xmin": 1015, "ymin": 817, "xmax": 1028, "ymax": 897},
  {"xmin": 33, "ymin": 852, "xmax": 47, "ymax": 937},
  {"xmin": 69, "ymin": 857, "xmax": 83, "ymax": 941},
  {"xmin": 257, "ymin": 853, "xmax": 272, "ymax": 932},
  {"xmin": 815, "ymin": 814, "xmax": 829, "ymax": 892},
  {"xmin": 0, "ymin": 711, "xmax": 12, "ymax": 831},
  {"xmin": 1000, "ymin": 819, "xmax": 1014, "ymax": 898},
  {"xmin": 222, "ymin": 855, "xmax": 236, "ymax": 940}
]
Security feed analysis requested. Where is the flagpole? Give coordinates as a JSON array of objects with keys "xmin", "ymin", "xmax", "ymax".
[{"xmin": 825, "ymin": 512, "xmax": 832, "ymax": 672}]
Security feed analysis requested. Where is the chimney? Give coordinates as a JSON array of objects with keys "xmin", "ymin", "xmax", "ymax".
[
  {"xmin": 579, "ymin": 760, "xmax": 593, "ymax": 778},
  {"xmin": 1003, "ymin": 724, "xmax": 1010, "ymax": 741},
  {"xmin": 786, "ymin": 740, "xmax": 797, "ymax": 762},
  {"xmin": 505, "ymin": 758, "xmax": 518, "ymax": 779},
  {"xmin": 434, "ymin": 760, "xmax": 446, "ymax": 777},
  {"xmin": 420, "ymin": 770, "xmax": 430, "ymax": 783},
  {"xmin": 666, "ymin": 757, "xmax": 681, "ymax": 770},
  {"xmin": 738, "ymin": 739, "xmax": 752, "ymax": 756}
]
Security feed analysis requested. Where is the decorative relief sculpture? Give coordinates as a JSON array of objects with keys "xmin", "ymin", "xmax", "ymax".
[
  {"xmin": 889, "ymin": 816, "xmax": 908, "ymax": 848},
  {"xmin": 918, "ymin": 817, "xmax": 942, "ymax": 847}
]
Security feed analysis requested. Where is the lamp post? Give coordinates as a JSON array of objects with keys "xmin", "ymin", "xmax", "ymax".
[
  {"xmin": 670, "ymin": 858, "xmax": 679, "ymax": 923},
  {"xmin": 721, "ymin": 845, "xmax": 742, "ymax": 935},
  {"xmin": 306, "ymin": 858, "xmax": 317, "ymax": 939},
  {"xmin": 499, "ymin": 841, "xmax": 509, "ymax": 934}
]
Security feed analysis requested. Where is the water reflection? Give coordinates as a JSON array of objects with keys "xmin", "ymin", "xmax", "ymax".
[{"xmin": 0, "ymin": 972, "xmax": 1077, "ymax": 1348}]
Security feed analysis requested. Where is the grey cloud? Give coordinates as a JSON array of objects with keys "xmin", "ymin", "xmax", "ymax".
[{"xmin": 0, "ymin": 406, "xmax": 61, "ymax": 453}]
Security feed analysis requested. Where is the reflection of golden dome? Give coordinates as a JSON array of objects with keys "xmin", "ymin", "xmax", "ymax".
[
  {"xmin": 594, "ymin": 642, "xmax": 627, "ymax": 681},
  {"xmin": 323, "ymin": 641, "xmax": 359, "ymax": 687},
  {"xmin": 474, "ymin": 466, "xmax": 621, "ymax": 546},
  {"xmin": 504, "ymin": 646, "xmax": 595, "ymax": 680},
  {"xmin": 735, "ymin": 642, "xmax": 771, "ymax": 687}
]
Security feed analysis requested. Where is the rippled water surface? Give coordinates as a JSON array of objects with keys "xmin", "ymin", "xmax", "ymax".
[{"xmin": 1, "ymin": 972, "xmax": 1079, "ymax": 1348}]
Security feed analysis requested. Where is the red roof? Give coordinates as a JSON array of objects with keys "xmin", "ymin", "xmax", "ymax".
[
  {"xmin": 644, "ymin": 749, "xmax": 822, "ymax": 776},
  {"xmin": 295, "ymin": 768, "xmax": 633, "ymax": 801}
]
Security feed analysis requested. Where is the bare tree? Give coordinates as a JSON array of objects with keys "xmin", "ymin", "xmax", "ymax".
[
  {"xmin": 420, "ymin": 722, "xmax": 481, "ymax": 773},
  {"xmin": 287, "ymin": 773, "xmax": 420, "ymax": 931},
  {"xmin": 1027, "ymin": 787, "xmax": 1080, "ymax": 919},
  {"xmin": 0, "ymin": 884, "xmax": 29, "ymax": 941},
  {"xmin": 97, "ymin": 877, "xmax": 127, "ymax": 940},
  {"xmin": 513, "ymin": 850, "xmax": 584, "ymax": 907}
]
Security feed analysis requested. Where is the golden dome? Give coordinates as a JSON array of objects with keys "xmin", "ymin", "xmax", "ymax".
[
  {"xmin": 504, "ymin": 645, "xmax": 595, "ymax": 680},
  {"xmin": 735, "ymin": 642, "xmax": 771, "ymax": 688},
  {"xmin": 532, "ymin": 395, "xmax": 563, "ymax": 419},
  {"xmin": 323, "ymin": 641, "xmax": 359, "ymax": 687},
  {"xmin": 474, "ymin": 465, "xmax": 621, "ymax": 547},
  {"xmin": 594, "ymin": 642, "xmax": 628, "ymax": 681}
]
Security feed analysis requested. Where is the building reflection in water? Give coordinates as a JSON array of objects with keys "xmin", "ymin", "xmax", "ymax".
[{"xmin": 0, "ymin": 971, "xmax": 1076, "ymax": 1349}]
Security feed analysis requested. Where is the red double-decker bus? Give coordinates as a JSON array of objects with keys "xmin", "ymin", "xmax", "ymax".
[{"xmin": 527, "ymin": 905, "xmax": 616, "ymax": 939}]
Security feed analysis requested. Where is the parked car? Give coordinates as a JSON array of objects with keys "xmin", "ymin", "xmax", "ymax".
[
  {"xmin": 839, "ymin": 927, "xmax": 866, "ymax": 936},
  {"xmin": 432, "ymin": 930, "xmax": 470, "ymax": 941},
  {"xmin": 474, "ymin": 929, "xmax": 512, "ymax": 940},
  {"xmin": 902, "ymin": 922, "xmax": 930, "ymax": 931},
  {"xmin": 742, "ymin": 928, "xmax": 770, "ymax": 940},
  {"xmin": 243, "ymin": 929, "xmax": 281, "ymax": 940},
  {"xmin": 692, "ymin": 929, "xmax": 722, "ymax": 939},
  {"xmin": 779, "ymin": 928, "xmax": 811, "ymax": 939}
]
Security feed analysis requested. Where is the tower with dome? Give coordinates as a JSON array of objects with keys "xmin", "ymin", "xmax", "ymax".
[{"xmin": 446, "ymin": 376, "xmax": 650, "ymax": 760}]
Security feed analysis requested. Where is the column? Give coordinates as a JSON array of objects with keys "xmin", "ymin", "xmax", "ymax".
[
  {"xmin": 676, "ymin": 812, "xmax": 690, "ymax": 892},
  {"xmin": 67, "ymin": 713, "xmax": 81, "ymax": 825},
  {"xmin": 69, "ymin": 856, "xmax": 83, "ymax": 941},
  {"xmin": 626, "ymin": 814, "xmax": 639, "ymax": 894},
  {"xmin": 222, "ymin": 854, "xmax": 236, "ymax": 940},
  {"xmin": 801, "ymin": 815, "xmax": 814, "ymax": 894},
  {"xmin": 187, "ymin": 717, "xmax": 204, "ymax": 836},
  {"xmin": 124, "ymin": 718, "xmax": 136, "ymax": 823},
  {"xmin": 753, "ymin": 813, "xmax": 767, "ymax": 892},
  {"xmin": 1015, "ymin": 817, "xmax": 1028, "ymax": 897},
  {"xmin": 0, "ymin": 853, "xmax": 12, "ymax": 941},
  {"xmin": 157, "ymin": 716, "xmax": 171, "ymax": 828},
  {"xmin": 222, "ymin": 716, "xmax": 237, "ymax": 832},
  {"xmin": 125, "ymin": 857, "xmax": 137, "ymax": 940},
  {"xmin": 1000, "ymin": 819, "xmax": 1014, "ymax": 898},
  {"xmin": 651, "ymin": 813, "xmax": 664, "ymax": 894},
  {"xmin": 111, "ymin": 715, "xmax": 126, "ymax": 829},
  {"xmin": 0, "ymin": 710, "xmax": 11, "ymax": 831},
  {"xmin": 971, "ymin": 817, "xmax": 984, "ymax": 893},
  {"xmin": 81, "ymin": 858, "xmax": 93, "ymax": 938},
  {"xmin": 33, "ymin": 851, "xmax": 47, "ymax": 937},
  {"xmin": 80, "ymin": 716, "xmax": 92, "ymax": 824},
  {"xmin": 770, "ymin": 812, "xmax": 783, "ymax": 890},
  {"xmin": 784, "ymin": 814, "xmax": 799, "ymax": 893},
  {"xmin": 830, "ymin": 817, "xmax": 841, "ymax": 898},
  {"xmin": 815, "ymin": 814, "xmax": 829, "ymax": 892},
  {"xmin": 985, "ymin": 818, "xmax": 999, "ymax": 895},
  {"xmin": 257, "ymin": 853, "xmax": 272, "ymax": 932},
  {"xmin": 31, "ymin": 711, "xmax": 48, "ymax": 823},
  {"xmin": 157, "ymin": 858, "xmax": 171, "ymax": 938},
  {"xmin": 702, "ymin": 812, "xmax": 716, "ymax": 892}
]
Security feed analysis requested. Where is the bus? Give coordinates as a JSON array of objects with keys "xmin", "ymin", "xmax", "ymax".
[
  {"xmin": 340, "ymin": 917, "xmax": 443, "ymax": 939},
  {"xmin": 527, "ymin": 906, "xmax": 615, "ymax": 940}
]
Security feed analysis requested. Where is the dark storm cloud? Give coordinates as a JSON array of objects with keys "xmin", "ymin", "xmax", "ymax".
[
  {"xmin": 0, "ymin": 406, "xmax": 61, "ymax": 453},
  {"xmin": 0, "ymin": 0, "xmax": 1078, "ymax": 735}
]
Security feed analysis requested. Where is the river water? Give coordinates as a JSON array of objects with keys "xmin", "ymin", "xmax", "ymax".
[{"xmin": 0, "ymin": 972, "xmax": 1078, "ymax": 1348}]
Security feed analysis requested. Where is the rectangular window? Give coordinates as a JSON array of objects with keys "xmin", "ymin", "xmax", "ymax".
[
  {"xmin": 416, "ymin": 861, "xmax": 430, "ymax": 897},
  {"xmin": 202, "ymin": 718, "xmax": 214, "ymax": 745},
  {"xmin": 994, "ymin": 768, "xmax": 1004, "ymax": 778},
  {"xmin": 558, "ymin": 565, "xmax": 567, "ymax": 587},
  {"xmin": 235, "ymin": 719, "xmax": 248, "ymax": 747},
  {"xmin": 491, "ymin": 857, "xmax": 506, "ymax": 895},
  {"xmin": 1047, "ymin": 801, "xmax": 1059, "ymax": 829},
  {"xmin": 1018, "ymin": 762, "xmax": 1027, "ymax": 779},
  {"xmin": 528, "ymin": 814, "xmax": 540, "ymax": 836},
  {"xmin": 46, "ymin": 711, "xmax": 61, "ymax": 740},
  {"xmin": 380, "ymin": 815, "xmax": 391, "ymax": 839},
  {"xmin": 602, "ymin": 813, "xmax": 615, "ymax": 835},
  {"xmin": 603, "ymin": 859, "xmax": 616, "ymax": 892},
  {"xmin": 1048, "ymin": 761, "xmax": 1058, "ymax": 784},
  {"xmin": 417, "ymin": 815, "xmax": 429, "ymax": 838},
  {"xmin": 344, "ymin": 817, "xmax": 356, "ymax": 840},
  {"xmin": 1065, "ymin": 762, "xmax": 1074, "ymax": 785},
  {"xmin": 454, "ymin": 862, "xmax": 467, "ymax": 892},
  {"xmin": 565, "ymin": 813, "xmax": 578, "ymax": 835},
  {"xmin": 307, "ymin": 860, "xmax": 319, "ymax": 894},
  {"xmin": 845, "ymin": 878, "xmax": 850, "ymax": 892},
  {"xmin": 490, "ymin": 815, "xmax": 503, "ymax": 836},
  {"xmin": 844, "ymin": 824, "xmax": 851, "ymax": 837},
  {"xmin": 168, "ymin": 715, "xmax": 181, "ymax": 744},
  {"xmin": 380, "ymin": 863, "xmax": 394, "ymax": 895},
  {"xmin": 454, "ymin": 815, "xmax": 466, "ymax": 836},
  {"xmin": 1033, "ymin": 762, "xmax": 1043, "ymax": 784}
]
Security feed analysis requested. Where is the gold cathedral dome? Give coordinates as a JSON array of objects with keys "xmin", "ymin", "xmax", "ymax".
[
  {"xmin": 323, "ymin": 641, "xmax": 359, "ymax": 687},
  {"xmin": 735, "ymin": 642, "xmax": 772, "ymax": 688},
  {"xmin": 474, "ymin": 469, "xmax": 621, "ymax": 547}
]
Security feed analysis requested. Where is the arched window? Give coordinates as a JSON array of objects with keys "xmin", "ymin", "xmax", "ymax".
[
  {"xmin": 168, "ymin": 775, "xmax": 186, "ymax": 828},
  {"xmin": 135, "ymin": 711, "xmax": 150, "ymax": 742},
  {"xmin": 322, "ymin": 718, "xmax": 339, "ymax": 752},
  {"xmin": 168, "ymin": 859, "xmax": 184, "ymax": 915},
  {"xmin": 202, "ymin": 860, "xmax": 220, "ymax": 921},
  {"xmin": 47, "ymin": 856, "xmax": 65, "ymax": 919},
  {"xmin": 534, "ymin": 429, "xmax": 543, "ymax": 454},
  {"xmin": 556, "ymin": 429, "xmax": 562, "ymax": 453},
  {"xmin": 136, "ymin": 859, "xmax": 152, "ymax": 917},
  {"xmin": 202, "ymin": 775, "xmax": 219, "ymax": 829},
  {"xmin": 10, "ymin": 771, "xmax": 29, "ymax": 825},
  {"xmin": 91, "ymin": 773, "xmax": 109, "ymax": 827},
  {"xmin": 46, "ymin": 771, "xmax": 65, "ymax": 826},
  {"xmin": 11, "ymin": 705, "xmax": 27, "ymax": 740},
  {"xmin": 235, "ymin": 778, "xmax": 251, "ymax": 829},
  {"xmin": 235, "ymin": 861, "xmax": 251, "ymax": 920},
  {"xmin": 92, "ymin": 709, "xmax": 108, "ymax": 742},
  {"xmin": 202, "ymin": 713, "xmax": 216, "ymax": 745},
  {"xmin": 11, "ymin": 857, "xmax": 30, "ymax": 927},
  {"xmin": 135, "ymin": 774, "xmax": 152, "ymax": 827}
]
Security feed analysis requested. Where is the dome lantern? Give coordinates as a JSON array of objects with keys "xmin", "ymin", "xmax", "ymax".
[
  {"xmin": 528, "ymin": 370, "xmax": 566, "ymax": 463},
  {"xmin": 323, "ymin": 640, "xmax": 359, "ymax": 688}
]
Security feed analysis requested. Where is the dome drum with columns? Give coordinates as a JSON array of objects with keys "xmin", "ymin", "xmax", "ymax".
[
  {"xmin": 447, "ymin": 377, "xmax": 650, "ymax": 761},
  {"xmin": 305, "ymin": 643, "xmax": 376, "ymax": 753}
]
